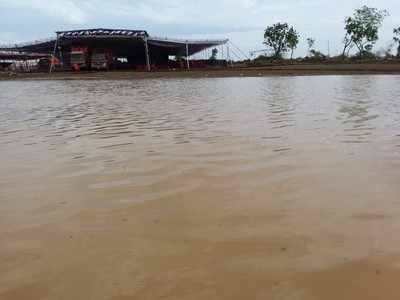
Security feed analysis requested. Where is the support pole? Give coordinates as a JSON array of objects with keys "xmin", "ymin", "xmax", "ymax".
[
  {"xmin": 49, "ymin": 33, "xmax": 59, "ymax": 74},
  {"xmin": 144, "ymin": 38, "xmax": 151, "ymax": 72},
  {"xmin": 227, "ymin": 45, "xmax": 231, "ymax": 67},
  {"xmin": 229, "ymin": 40, "xmax": 250, "ymax": 60},
  {"xmin": 186, "ymin": 43, "xmax": 190, "ymax": 71}
]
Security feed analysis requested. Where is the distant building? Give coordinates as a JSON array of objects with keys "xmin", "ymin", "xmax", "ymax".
[{"xmin": 0, "ymin": 28, "xmax": 228, "ymax": 71}]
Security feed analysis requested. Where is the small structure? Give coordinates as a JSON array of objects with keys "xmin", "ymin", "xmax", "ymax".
[
  {"xmin": 0, "ymin": 28, "xmax": 228, "ymax": 72},
  {"xmin": 0, "ymin": 51, "xmax": 51, "ymax": 72}
]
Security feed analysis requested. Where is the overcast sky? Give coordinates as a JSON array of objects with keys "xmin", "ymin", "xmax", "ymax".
[{"xmin": 0, "ymin": 0, "xmax": 399, "ymax": 57}]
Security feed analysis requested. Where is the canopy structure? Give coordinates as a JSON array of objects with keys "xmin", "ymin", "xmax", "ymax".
[
  {"xmin": 0, "ymin": 28, "xmax": 228, "ymax": 71},
  {"xmin": 0, "ymin": 51, "xmax": 49, "ymax": 60},
  {"xmin": 57, "ymin": 29, "xmax": 149, "ymax": 39},
  {"xmin": 0, "ymin": 38, "xmax": 56, "ymax": 54},
  {"xmin": 147, "ymin": 36, "xmax": 228, "ymax": 57}
]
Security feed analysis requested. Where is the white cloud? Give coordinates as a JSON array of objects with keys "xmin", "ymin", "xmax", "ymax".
[{"xmin": 1, "ymin": 0, "xmax": 88, "ymax": 24}]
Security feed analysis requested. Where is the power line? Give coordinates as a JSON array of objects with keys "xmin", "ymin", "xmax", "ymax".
[
  {"xmin": 229, "ymin": 46, "xmax": 242, "ymax": 61},
  {"xmin": 229, "ymin": 40, "xmax": 250, "ymax": 60}
]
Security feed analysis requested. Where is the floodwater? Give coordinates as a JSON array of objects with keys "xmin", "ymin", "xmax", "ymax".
[{"xmin": 1, "ymin": 76, "xmax": 400, "ymax": 300}]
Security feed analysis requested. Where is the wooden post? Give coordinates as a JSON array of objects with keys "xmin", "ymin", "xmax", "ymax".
[
  {"xmin": 49, "ymin": 33, "xmax": 59, "ymax": 74},
  {"xmin": 144, "ymin": 38, "xmax": 151, "ymax": 71},
  {"xmin": 186, "ymin": 42, "xmax": 190, "ymax": 71}
]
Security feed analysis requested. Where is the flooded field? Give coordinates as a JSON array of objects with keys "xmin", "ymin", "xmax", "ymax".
[{"xmin": 1, "ymin": 76, "xmax": 400, "ymax": 300}]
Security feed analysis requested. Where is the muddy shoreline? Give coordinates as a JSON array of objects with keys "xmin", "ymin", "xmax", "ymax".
[{"xmin": 2, "ymin": 63, "xmax": 400, "ymax": 81}]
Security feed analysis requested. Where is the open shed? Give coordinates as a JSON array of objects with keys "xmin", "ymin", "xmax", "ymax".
[{"xmin": 0, "ymin": 28, "xmax": 228, "ymax": 71}]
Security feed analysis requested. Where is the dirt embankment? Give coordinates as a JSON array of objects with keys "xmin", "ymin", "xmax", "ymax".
[{"xmin": 2, "ymin": 63, "xmax": 400, "ymax": 81}]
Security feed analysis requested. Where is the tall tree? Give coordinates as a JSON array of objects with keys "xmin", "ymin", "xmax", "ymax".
[
  {"xmin": 264, "ymin": 23, "xmax": 298, "ymax": 59},
  {"xmin": 307, "ymin": 38, "xmax": 315, "ymax": 56},
  {"xmin": 287, "ymin": 28, "xmax": 300, "ymax": 60},
  {"xmin": 342, "ymin": 34, "xmax": 353, "ymax": 57},
  {"xmin": 344, "ymin": 6, "xmax": 388, "ymax": 57},
  {"xmin": 394, "ymin": 27, "xmax": 400, "ymax": 58}
]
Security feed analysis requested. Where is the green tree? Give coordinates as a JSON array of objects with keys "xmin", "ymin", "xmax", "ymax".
[
  {"xmin": 310, "ymin": 49, "xmax": 326, "ymax": 59},
  {"xmin": 306, "ymin": 38, "xmax": 315, "ymax": 56},
  {"xmin": 394, "ymin": 27, "xmax": 400, "ymax": 57},
  {"xmin": 344, "ymin": 6, "xmax": 388, "ymax": 57},
  {"xmin": 210, "ymin": 48, "xmax": 218, "ymax": 61},
  {"xmin": 287, "ymin": 28, "xmax": 300, "ymax": 60},
  {"xmin": 342, "ymin": 34, "xmax": 354, "ymax": 57},
  {"xmin": 264, "ymin": 23, "xmax": 298, "ymax": 59}
]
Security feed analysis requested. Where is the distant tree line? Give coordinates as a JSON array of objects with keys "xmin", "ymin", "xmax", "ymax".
[{"xmin": 262, "ymin": 5, "xmax": 400, "ymax": 60}]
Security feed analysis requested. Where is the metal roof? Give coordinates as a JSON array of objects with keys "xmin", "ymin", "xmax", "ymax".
[
  {"xmin": 148, "ymin": 37, "xmax": 228, "ymax": 56},
  {"xmin": 148, "ymin": 36, "xmax": 228, "ymax": 46},
  {"xmin": 57, "ymin": 28, "xmax": 149, "ymax": 38},
  {"xmin": 0, "ymin": 28, "xmax": 228, "ymax": 57},
  {"xmin": 0, "ymin": 51, "xmax": 49, "ymax": 60},
  {"xmin": 0, "ymin": 38, "xmax": 56, "ymax": 54}
]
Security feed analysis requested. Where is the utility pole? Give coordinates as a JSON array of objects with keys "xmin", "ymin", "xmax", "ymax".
[
  {"xmin": 227, "ymin": 45, "xmax": 230, "ymax": 66},
  {"xmin": 327, "ymin": 40, "xmax": 330, "ymax": 57},
  {"xmin": 144, "ymin": 38, "xmax": 151, "ymax": 72},
  {"xmin": 186, "ymin": 42, "xmax": 190, "ymax": 71},
  {"xmin": 49, "ymin": 33, "xmax": 59, "ymax": 74}
]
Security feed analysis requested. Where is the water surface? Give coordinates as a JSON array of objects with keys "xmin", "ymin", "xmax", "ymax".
[{"xmin": 1, "ymin": 76, "xmax": 400, "ymax": 300}]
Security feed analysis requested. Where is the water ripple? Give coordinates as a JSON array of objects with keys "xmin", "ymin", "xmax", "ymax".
[{"xmin": 0, "ymin": 76, "xmax": 399, "ymax": 191}]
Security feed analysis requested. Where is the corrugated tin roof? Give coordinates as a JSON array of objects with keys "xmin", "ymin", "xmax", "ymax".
[
  {"xmin": 148, "ymin": 36, "xmax": 228, "ymax": 46},
  {"xmin": 57, "ymin": 29, "xmax": 149, "ymax": 38},
  {"xmin": 0, "ymin": 29, "xmax": 228, "ymax": 57}
]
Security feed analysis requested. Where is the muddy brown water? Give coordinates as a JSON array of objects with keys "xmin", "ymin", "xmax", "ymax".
[{"xmin": 1, "ymin": 76, "xmax": 400, "ymax": 300}]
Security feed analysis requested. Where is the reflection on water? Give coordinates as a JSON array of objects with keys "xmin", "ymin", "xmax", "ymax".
[
  {"xmin": 1, "ymin": 76, "xmax": 400, "ymax": 196},
  {"xmin": 1, "ymin": 76, "xmax": 400, "ymax": 193},
  {"xmin": 1, "ymin": 76, "xmax": 399, "ymax": 159},
  {"xmin": 336, "ymin": 76, "xmax": 378, "ymax": 144}
]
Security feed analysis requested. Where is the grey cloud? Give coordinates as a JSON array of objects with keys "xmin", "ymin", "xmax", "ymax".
[{"xmin": 0, "ymin": 0, "xmax": 399, "ymax": 56}]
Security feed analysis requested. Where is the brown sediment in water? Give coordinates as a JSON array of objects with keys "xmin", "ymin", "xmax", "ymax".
[
  {"xmin": 2, "ymin": 163, "xmax": 400, "ymax": 300},
  {"xmin": 2, "ymin": 63, "xmax": 400, "ymax": 81},
  {"xmin": 1, "ymin": 77, "xmax": 400, "ymax": 299}
]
